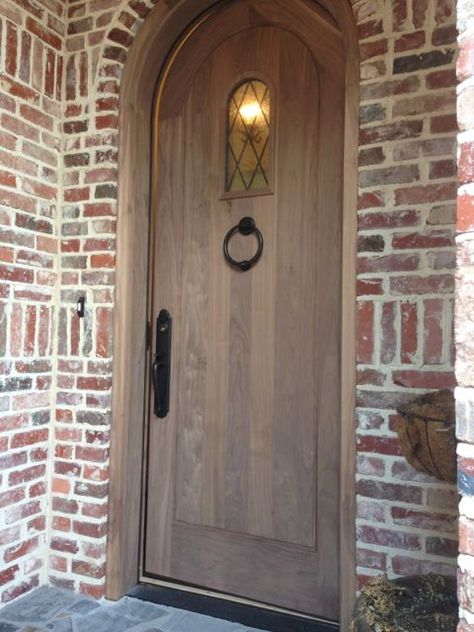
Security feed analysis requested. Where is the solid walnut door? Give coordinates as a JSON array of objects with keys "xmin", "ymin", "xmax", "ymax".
[{"xmin": 144, "ymin": 0, "xmax": 345, "ymax": 621}]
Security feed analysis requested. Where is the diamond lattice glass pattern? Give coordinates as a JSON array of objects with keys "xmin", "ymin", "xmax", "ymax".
[{"xmin": 226, "ymin": 80, "xmax": 270, "ymax": 193}]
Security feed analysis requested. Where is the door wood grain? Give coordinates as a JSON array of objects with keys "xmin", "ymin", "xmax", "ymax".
[{"xmin": 145, "ymin": 0, "xmax": 344, "ymax": 620}]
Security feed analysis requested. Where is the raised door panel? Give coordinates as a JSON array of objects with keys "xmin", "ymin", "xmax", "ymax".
[{"xmin": 145, "ymin": 0, "xmax": 344, "ymax": 620}]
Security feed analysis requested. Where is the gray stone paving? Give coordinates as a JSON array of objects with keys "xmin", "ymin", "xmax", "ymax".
[{"xmin": 0, "ymin": 587, "xmax": 265, "ymax": 632}]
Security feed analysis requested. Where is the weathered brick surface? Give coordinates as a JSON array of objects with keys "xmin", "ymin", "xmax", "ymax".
[
  {"xmin": 0, "ymin": 0, "xmax": 462, "ymax": 607},
  {"xmin": 456, "ymin": 0, "xmax": 474, "ymax": 628},
  {"xmin": 354, "ymin": 0, "xmax": 458, "ymax": 589},
  {"xmin": 0, "ymin": 0, "xmax": 65, "ymax": 604}
]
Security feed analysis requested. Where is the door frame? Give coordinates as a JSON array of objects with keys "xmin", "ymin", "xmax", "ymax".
[{"xmin": 106, "ymin": 0, "xmax": 359, "ymax": 627}]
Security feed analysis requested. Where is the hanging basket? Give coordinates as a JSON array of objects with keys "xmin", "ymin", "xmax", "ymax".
[
  {"xmin": 352, "ymin": 574, "xmax": 457, "ymax": 632},
  {"xmin": 395, "ymin": 389, "xmax": 456, "ymax": 484}
]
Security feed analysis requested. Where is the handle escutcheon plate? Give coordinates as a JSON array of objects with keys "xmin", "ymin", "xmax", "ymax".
[{"xmin": 152, "ymin": 309, "xmax": 172, "ymax": 418}]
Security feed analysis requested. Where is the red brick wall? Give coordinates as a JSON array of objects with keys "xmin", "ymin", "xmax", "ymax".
[
  {"xmin": 355, "ymin": 0, "xmax": 459, "ymax": 586},
  {"xmin": 0, "ymin": 0, "xmax": 461, "ymax": 605},
  {"xmin": 456, "ymin": 0, "xmax": 474, "ymax": 628},
  {"xmin": 0, "ymin": 0, "xmax": 65, "ymax": 604}
]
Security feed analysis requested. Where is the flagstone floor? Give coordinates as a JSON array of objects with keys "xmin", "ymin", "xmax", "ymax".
[{"xmin": 0, "ymin": 587, "xmax": 265, "ymax": 632}]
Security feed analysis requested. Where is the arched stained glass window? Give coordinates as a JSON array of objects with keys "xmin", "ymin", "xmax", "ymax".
[{"xmin": 226, "ymin": 79, "xmax": 270, "ymax": 194}]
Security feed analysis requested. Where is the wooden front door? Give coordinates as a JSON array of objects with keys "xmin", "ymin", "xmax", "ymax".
[{"xmin": 144, "ymin": 0, "xmax": 345, "ymax": 621}]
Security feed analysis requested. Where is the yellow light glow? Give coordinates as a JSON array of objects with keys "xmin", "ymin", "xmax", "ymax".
[{"xmin": 239, "ymin": 101, "xmax": 262, "ymax": 124}]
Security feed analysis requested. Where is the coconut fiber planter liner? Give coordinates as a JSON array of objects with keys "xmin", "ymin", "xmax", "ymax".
[{"xmin": 395, "ymin": 389, "xmax": 456, "ymax": 484}]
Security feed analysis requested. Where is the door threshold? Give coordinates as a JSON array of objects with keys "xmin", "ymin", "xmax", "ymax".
[{"xmin": 129, "ymin": 578, "xmax": 339, "ymax": 632}]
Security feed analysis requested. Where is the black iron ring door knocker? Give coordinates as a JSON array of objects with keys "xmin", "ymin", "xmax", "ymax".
[{"xmin": 223, "ymin": 217, "xmax": 264, "ymax": 272}]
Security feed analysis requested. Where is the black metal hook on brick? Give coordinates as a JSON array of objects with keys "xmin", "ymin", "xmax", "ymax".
[{"xmin": 223, "ymin": 217, "xmax": 264, "ymax": 272}]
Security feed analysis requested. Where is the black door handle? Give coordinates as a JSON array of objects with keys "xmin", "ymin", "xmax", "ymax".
[{"xmin": 152, "ymin": 310, "xmax": 172, "ymax": 418}]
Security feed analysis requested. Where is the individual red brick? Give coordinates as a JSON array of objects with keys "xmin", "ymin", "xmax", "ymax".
[
  {"xmin": 358, "ymin": 253, "xmax": 419, "ymax": 274},
  {"xmin": 52, "ymin": 478, "xmax": 70, "ymax": 495},
  {"xmin": 11, "ymin": 429, "xmax": 48, "ymax": 449},
  {"xmin": 0, "ymin": 564, "xmax": 19, "ymax": 587},
  {"xmin": 429, "ymin": 159, "xmax": 456, "ymax": 179},
  {"xmin": 72, "ymin": 520, "xmax": 106, "ymax": 539},
  {"xmin": 392, "ymin": 555, "xmax": 455, "ymax": 576},
  {"xmin": 50, "ymin": 555, "xmax": 68, "ymax": 573},
  {"xmin": 356, "ymin": 479, "xmax": 422, "ymax": 504},
  {"xmin": 394, "ymin": 92, "xmax": 455, "ymax": 117},
  {"xmin": 50, "ymin": 537, "xmax": 78, "ymax": 554},
  {"xmin": 458, "ymin": 194, "xmax": 474, "ymax": 232},
  {"xmin": 390, "ymin": 274, "xmax": 454, "ymax": 295},
  {"xmin": 84, "ymin": 168, "xmax": 117, "ymax": 185},
  {"xmin": 360, "ymin": 120, "xmax": 423, "ymax": 145},
  {"xmin": 79, "ymin": 581, "xmax": 105, "ymax": 600},
  {"xmin": 430, "ymin": 113, "xmax": 458, "ymax": 134},
  {"xmin": 458, "ymin": 36, "xmax": 474, "ymax": 81},
  {"xmin": 8, "ymin": 463, "xmax": 46, "ymax": 486},
  {"xmin": 0, "ymin": 452, "xmax": 27, "ymax": 471},
  {"xmin": 357, "ymin": 548, "xmax": 387, "ymax": 570},
  {"xmin": 392, "ymin": 0, "xmax": 408, "ymax": 30},
  {"xmin": 358, "ymin": 192, "xmax": 385, "ymax": 210},
  {"xmin": 356, "ymin": 302, "xmax": 374, "ymax": 364},
  {"xmin": 400, "ymin": 302, "xmax": 417, "ymax": 363},
  {"xmin": 83, "ymin": 465, "xmax": 109, "ymax": 482},
  {"xmin": 460, "ymin": 517, "xmax": 474, "ymax": 555},
  {"xmin": 426, "ymin": 69, "xmax": 457, "ymax": 89},
  {"xmin": 357, "ymin": 435, "xmax": 401, "ymax": 456},
  {"xmin": 358, "ymin": 19, "xmax": 383, "ymax": 40},
  {"xmin": 0, "ymin": 264, "xmax": 34, "ymax": 287},
  {"xmin": 83, "ymin": 203, "xmax": 114, "ymax": 217},
  {"xmin": 357, "ymin": 525, "xmax": 420, "ymax": 550},
  {"xmin": 0, "ymin": 171, "xmax": 16, "ymax": 188},
  {"xmin": 391, "ymin": 507, "xmax": 458, "ymax": 533},
  {"xmin": 360, "ymin": 39, "xmax": 388, "ymax": 61},
  {"xmin": 357, "ymin": 368, "xmax": 385, "ymax": 386},
  {"xmin": 459, "ymin": 142, "xmax": 474, "ymax": 184},
  {"xmin": 72, "ymin": 559, "xmax": 106, "ymax": 580},
  {"xmin": 85, "ymin": 429, "xmax": 110, "ymax": 444},
  {"xmin": 392, "ymin": 230, "xmax": 453, "ymax": 249},
  {"xmin": 81, "ymin": 501, "xmax": 108, "ymax": 518},
  {"xmin": 357, "ymin": 454, "xmax": 385, "ymax": 477},
  {"xmin": 393, "ymin": 370, "xmax": 455, "ymax": 388},
  {"xmin": 75, "ymin": 446, "xmax": 108, "ymax": 463},
  {"xmin": 4, "ymin": 537, "xmax": 38, "ymax": 563},
  {"xmin": 357, "ymin": 279, "xmax": 384, "ymax": 296},
  {"xmin": 91, "ymin": 254, "xmax": 115, "ymax": 268},
  {"xmin": 44, "ymin": 48, "xmax": 55, "ymax": 98},
  {"xmin": 96, "ymin": 307, "xmax": 113, "ymax": 358},
  {"xmin": 357, "ymin": 498, "xmax": 385, "ymax": 523},
  {"xmin": 6, "ymin": 22, "xmax": 18, "ymax": 77},
  {"xmin": 435, "ymin": 0, "xmax": 453, "ymax": 24},
  {"xmin": 395, "ymin": 31, "xmax": 425, "ymax": 52},
  {"xmin": 424, "ymin": 299, "xmax": 444, "ymax": 364},
  {"xmin": 23, "ymin": 305, "xmax": 36, "ymax": 356},
  {"xmin": 381, "ymin": 301, "xmax": 396, "ymax": 363},
  {"xmin": 395, "ymin": 183, "xmax": 457, "ymax": 205},
  {"xmin": 411, "ymin": 0, "xmax": 428, "ymax": 27},
  {"xmin": 76, "ymin": 377, "xmax": 112, "ymax": 391},
  {"xmin": 64, "ymin": 187, "xmax": 90, "ymax": 202},
  {"xmin": 52, "ymin": 516, "xmax": 71, "ymax": 532},
  {"xmin": 358, "ymin": 209, "xmax": 420, "ymax": 229}
]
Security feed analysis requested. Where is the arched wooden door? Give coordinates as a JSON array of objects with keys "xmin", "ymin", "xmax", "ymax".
[{"xmin": 143, "ymin": 0, "xmax": 345, "ymax": 621}]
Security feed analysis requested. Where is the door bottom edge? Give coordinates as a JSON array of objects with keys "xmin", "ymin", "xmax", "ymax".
[{"xmin": 129, "ymin": 576, "xmax": 339, "ymax": 632}]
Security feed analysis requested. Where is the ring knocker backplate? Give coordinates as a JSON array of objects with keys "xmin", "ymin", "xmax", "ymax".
[{"xmin": 223, "ymin": 217, "xmax": 264, "ymax": 272}]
